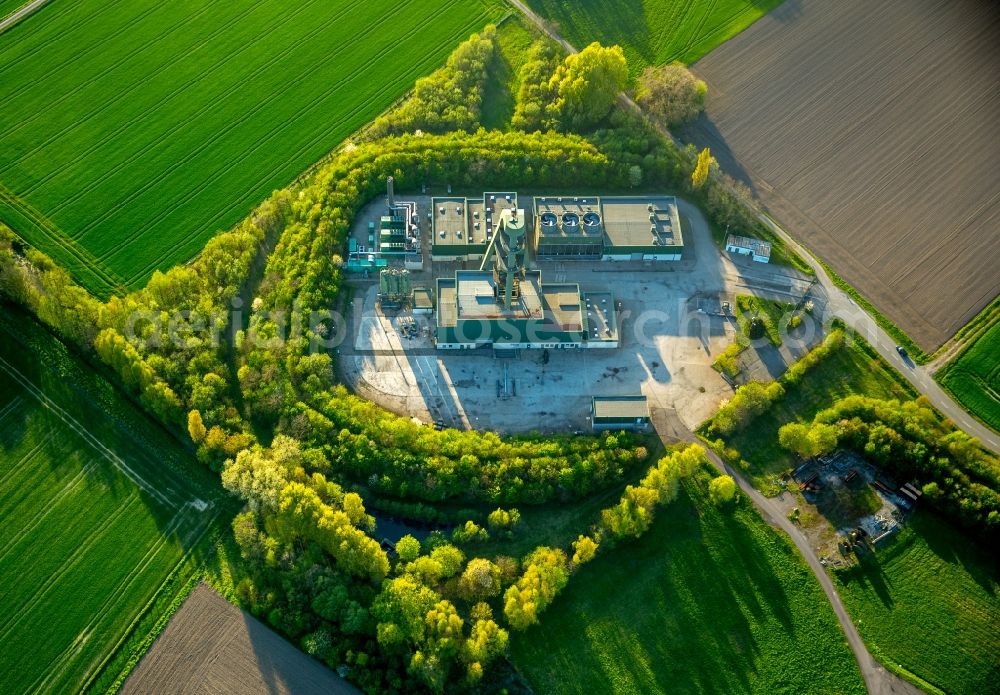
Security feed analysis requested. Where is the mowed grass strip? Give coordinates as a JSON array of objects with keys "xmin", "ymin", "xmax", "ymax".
[
  {"xmin": 938, "ymin": 314, "xmax": 1000, "ymax": 433},
  {"xmin": 0, "ymin": 315, "xmax": 221, "ymax": 694},
  {"xmin": 834, "ymin": 512, "xmax": 1000, "ymax": 694},
  {"xmin": 510, "ymin": 469, "xmax": 865, "ymax": 694},
  {"xmin": 0, "ymin": 0, "xmax": 500, "ymax": 296},
  {"xmin": 523, "ymin": 0, "xmax": 783, "ymax": 71}
]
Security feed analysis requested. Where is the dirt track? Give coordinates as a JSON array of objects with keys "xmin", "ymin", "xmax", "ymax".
[
  {"xmin": 123, "ymin": 583, "xmax": 359, "ymax": 695},
  {"xmin": 684, "ymin": 0, "xmax": 1000, "ymax": 351}
]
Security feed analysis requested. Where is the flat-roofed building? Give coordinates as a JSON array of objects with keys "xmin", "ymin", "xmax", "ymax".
[
  {"xmin": 534, "ymin": 196, "xmax": 604, "ymax": 259},
  {"xmin": 431, "ymin": 196, "xmax": 479, "ymax": 260},
  {"xmin": 582, "ymin": 291, "xmax": 618, "ymax": 348},
  {"xmin": 531, "ymin": 194, "xmax": 684, "ymax": 261},
  {"xmin": 431, "ymin": 192, "xmax": 518, "ymax": 262},
  {"xmin": 725, "ymin": 234, "xmax": 771, "ymax": 263},
  {"xmin": 591, "ymin": 395, "xmax": 650, "ymax": 430},
  {"xmin": 602, "ymin": 196, "xmax": 683, "ymax": 261},
  {"xmin": 435, "ymin": 270, "xmax": 590, "ymax": 348},
  {"xmin": 435, "ymin": 207, "xmax": 617, "ymax": 350}
]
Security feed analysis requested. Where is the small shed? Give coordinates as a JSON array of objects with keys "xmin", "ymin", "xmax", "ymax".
[
  {"xmin": 412, "ymin": 287, "xmax": 434, "ymax": 314},
  {"xmin": 725, "ymin": 234, "xmax": 771, "ymax": 263},
  {"xmin": 591, "ymin": 395, "xmax": 650, "ymax": 430}
]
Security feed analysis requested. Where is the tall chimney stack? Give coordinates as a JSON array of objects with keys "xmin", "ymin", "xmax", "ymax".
[{"xmin": 386, "ymin": 176, "xmax": 395, "ymax": 208}]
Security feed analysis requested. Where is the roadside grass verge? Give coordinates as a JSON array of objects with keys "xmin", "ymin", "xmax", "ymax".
[
  {"xmin": 812, "ymin": 251, "xmax": 930, "ymax": 364},
  {"xmin": 834, "ymin": 510, "xmax": 1000, "ymax": 694},
  {"xmin": 936, "ymin": 299, "xmax": 1000, "ymax": 433},
  {"xmin": 510, "ymin": 466, "xmax": 865, "ymax": 694}
]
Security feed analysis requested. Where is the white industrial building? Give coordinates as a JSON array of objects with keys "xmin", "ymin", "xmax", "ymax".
[{"xmin": 725, "ymin": 234, "xmax": 771, "ymax": 263}]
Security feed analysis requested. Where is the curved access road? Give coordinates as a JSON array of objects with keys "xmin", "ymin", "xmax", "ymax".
[
  {"xmin": 677, "ymin": 425, "xmax": 924, "ymax": 695},
  {"xmin": 757, "ymin": 214, "xmax": 1000, "ymax": 454}
]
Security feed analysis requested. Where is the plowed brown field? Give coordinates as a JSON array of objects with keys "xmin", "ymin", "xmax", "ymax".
[
  {"xmin": 122, "ymin": 584, "xmax": 359, "ymax": 695},
  {"xmin": 683, "ymin": 0, "xmax": 1000, "ymax": 351}
]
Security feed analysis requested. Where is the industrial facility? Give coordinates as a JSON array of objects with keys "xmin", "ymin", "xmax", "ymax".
[
  {"xmin": 534, "ymin": 195, "xmax": 684, "ymax": 261},
  {"xmin": 349, "ymin": 182, "xmax": 688, "ymax": 350}
]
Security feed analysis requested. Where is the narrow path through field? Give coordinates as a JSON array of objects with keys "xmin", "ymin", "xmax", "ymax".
[
  {"xmin": 0, "ymin": 0, "xmax": 49, "ymax": 34},
  {"xmin": 506, "ymin": 2, "xmax": 981, "ymax": 692},
  {"xmin": 653, "ymin": 409, "xmax": 922, "ymax": 695}
]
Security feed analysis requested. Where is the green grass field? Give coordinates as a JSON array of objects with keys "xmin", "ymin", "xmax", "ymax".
[
  {"xmin": 835, "ymin": 512, "xmax": 1000, "ymax": 693},
  {"xmin": 0, "ymin": 309, "xmax": 225, "ymax": 694},
  {"xmin": 0, "ymin": 0, "xmax": 500, "ymax": 297},
  {"xmin": 510, "ymin": 469, "xmax": 865, "ymax": 694},
  {"xmin": 938, "ymin": 309, "xmax": 1000, "ymax": 433},
  {"xmin": 524, "ymin": 0, "xmax": 784, "ymax": 72},
  {"xmin": 0, "ymin": 0, "xmax": 27, "ymax": 20},
  {"xmin": 481, "ymin": 17, "xmax": 538, "ymax": 130}
]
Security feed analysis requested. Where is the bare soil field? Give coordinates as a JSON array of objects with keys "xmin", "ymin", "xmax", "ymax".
[
  {"xmin": 122, "ymin": 583, "xmax": 359, "ymax": 695},
  {"xmin": 682, "ymin": 0, "xmax": 1000, "ymax": 351}
]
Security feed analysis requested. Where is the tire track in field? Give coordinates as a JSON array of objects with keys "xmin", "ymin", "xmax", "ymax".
[
  {"xmin": 0, "ymin": 0, "xmax": 145, "ymax": 89},
  {"xmin": 21, "ymin": 0, "xmax": 331, "ymax": 209},
  {"xmin": 0, "ymin": 183, "xmax": 123, "ymax": 293},
  {"xmin": 78, "ymin": 0, "xmax": 425, "ymax": 255},
  {"xmin": 122, "ymin": 0, "xmax": 476, "ymax": 269},
  {"xmin": 117, "ymin": 1, "xmax": 468, "ymax": 281},
  {"xmin": 0, "ymin": 394, "xmax": 23, "ymax": 423},
  {"xmin": 0, "ymin": 439, "xmax": 53, "ymax": 494},
  {"xmin": 5, "ymin": 0, "xmax": 261, "ymax": 166},
  {"xmin": 0, "ymin": 0, "xmax": 122, "ymax": 63},
  {"xmin": 0, "ymin": 460, "xmax": 99, "ymax": 563},
  {"xmin": 0, "ymin": 4, "xmax": 182, "ymax": 106},
  {"xmin": 0, "ymin": 427, "xmax": 62, "ymax": 493},
  {"xmin": 40, "ymin": 0, "xmax": 368, "ymax": 228},
  {"xmin": 28, "ymin": 503, "xmax": 209, "ymax": 694},
  {"xmin": 0, "ymin": 353, "xmax": 180, "ymax": 509},
  {"xmin": 76, "ymin": 502, "xmax": 224, "ymax": 695},
  {"xmin": 681, "ymin": 0, "xmax": 717, "ymax": 57},
  {"xmin": 121, "ymin": 37, "xmax": 458, "ymax": 286},
  {"xmin": 0, "ymin": 493, "xmax": 139, "ymax": 645}
]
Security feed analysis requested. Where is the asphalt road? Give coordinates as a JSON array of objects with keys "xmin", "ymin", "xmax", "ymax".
[
  {"xmin": 508, "ymin": 0, "xmax": 998, "ymax": 455},
  {"xmin": 759, "ymin": 214, "xmax": 1000, "ymax": 454},
  {"xmin": 0, "ymin": 0, "xmax": 50, "ymax": 34}
]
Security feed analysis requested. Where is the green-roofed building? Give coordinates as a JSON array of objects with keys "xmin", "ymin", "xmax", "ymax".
[{"xmin": 591, "ymin": 396, "xmax": 650, "ymax": 430}]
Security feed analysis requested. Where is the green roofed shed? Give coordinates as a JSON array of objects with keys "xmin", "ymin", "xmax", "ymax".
[{"xmin": 591, "ymin": 396, "xmax": 650, "ymax": 430}]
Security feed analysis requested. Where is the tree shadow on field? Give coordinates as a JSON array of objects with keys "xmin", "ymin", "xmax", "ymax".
[
  {"xmin": 550, "ymin": 0, "xmax": 653, "ymax": 64},
  {"xmin": 759, "ymin": 0, "xmax": 803, "ymax": 23},
  {"xmin": 836, "ymin": 547, "xmax": 895, "ymax": 609},
  {"xmin": 911, "ymin": 511, "xmax": 999, "ymax": 597},
  {"xmin": 680, "ymin": 115, "xmax": 755, "ymax": 186},
  {"xmin": 0, "ymin": 307, "xmax": 224, "ymax": 570}
]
